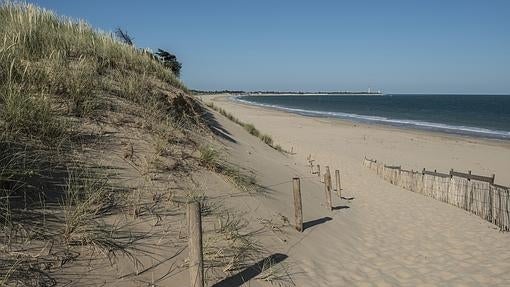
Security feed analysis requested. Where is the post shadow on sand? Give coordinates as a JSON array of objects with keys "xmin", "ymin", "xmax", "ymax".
[
  {"xmin": 303, "ymin": 216, "xmax": 332, "ymax": 231},
  {"xmin": 341, "ymin": 196, "xmax": 355, "ymax": 201},
  {"xmin": 332, "ymin": 205, "xmax": 350, "ymax": 211},
  {"xmin": 212, "ymin": 253, "xmax": 288, "ymax": 287}
]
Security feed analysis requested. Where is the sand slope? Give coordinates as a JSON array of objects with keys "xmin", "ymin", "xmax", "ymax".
[{"xmin": 203, "ymin": 94, "xmax": 510, "ymax": 286}]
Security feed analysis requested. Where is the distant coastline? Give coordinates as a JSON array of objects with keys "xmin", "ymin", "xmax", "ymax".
[
  {"xmin": 192, "ymin": 89, "xmax": 383, "ymax": 96},
  {"xmin": 247, "ymin": 92, "xmax": 384, "ymax": 96},
  {"xmin": 233, "ymin": 94, "xmax": 510, "ymax": 140}
]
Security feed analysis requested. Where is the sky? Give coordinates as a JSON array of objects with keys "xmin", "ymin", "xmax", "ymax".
[{"xmin": 29, "ymin": 0, "xmax": 510, "ymax": 94}]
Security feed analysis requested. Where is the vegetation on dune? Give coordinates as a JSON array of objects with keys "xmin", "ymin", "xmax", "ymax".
[
  {"xmin": 0, "ymin": 2, "xmax": 287, "ymax": 285},
  {"xmin": 206, "ymin": 102, "xmax": 286, "ymax": 153},
  {"xmin": 198, "ymin": 145, "xmax": 257, "ymax": 192},
  {"xmin": 0, "ymin": 2, "xmax": 200, "ymax": 284},
  {"xmin": 155, "ymin": 49, "xmax": 183, "ymax": 78}
]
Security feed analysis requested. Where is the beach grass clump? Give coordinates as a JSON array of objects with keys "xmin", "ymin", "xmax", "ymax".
[
  {"xmin": 199, "ymin": 145, "xmax": 257, "ymax": 192},
  {"xmin": 256, "ymin": 257, "xmax": 294, "ymax": 286},
  {"xmin": 61, "ymin": 172, "xmax": 134, "ymax": 261},
  {"xmin": 198, "ymin": 145, "xmax": 220, "ymax": 170},
  {"xmin": 0, "ymin": 83, "xmax": 68, "ymax": 141},
  {"xmin": 260, "ymin": 134, "xmax": 273, "ymax": 146},
  {"xmin": 205, "ymin": 208, "xmax": 263, "ymax": 280},
  {"xmin": 243, "ymin": 123, "xmax": 261, "ymax": 137}
]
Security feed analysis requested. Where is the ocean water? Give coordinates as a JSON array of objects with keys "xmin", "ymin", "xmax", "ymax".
[{"xmin": 235, "ymin": 94, "xmax": 510, "ymax": 140}]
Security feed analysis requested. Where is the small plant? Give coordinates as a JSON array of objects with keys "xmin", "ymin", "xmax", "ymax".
[
  {"xmin": 199, "ymin": 145, "xmax": 219, "ymax": 170},
  {"xmin": 198, "ymin": 145, "xmax": 257, "ymax": 192},
  {"xmin": 243, "ymin": 123, "xmax": 260, "ymax": 137},
  {"xmin": 256, "ymin": 257, "xmax": 295, "ymax": 286},
  {"xmin": 205, "ymin": 208, "xmax": 263, "ymax": 280},
  {"xmin": 260, "ymin": 134, "xmax": 273, "ymax": 146}
]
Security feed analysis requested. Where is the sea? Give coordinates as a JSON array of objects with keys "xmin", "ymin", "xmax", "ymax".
[{"xmin": 234, "ymin": 94, "xmax": 510, "ymax": 140}]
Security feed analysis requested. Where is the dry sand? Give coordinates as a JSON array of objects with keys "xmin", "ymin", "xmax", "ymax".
[{"xmin": 201, "ymin": 94, "xmax": 510, "ymax": 286}]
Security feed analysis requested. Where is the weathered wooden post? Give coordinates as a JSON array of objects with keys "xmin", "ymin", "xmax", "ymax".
[
  {"xmin": 335, "ymin": 169, "xmax": 341, "ymax": 197},
  {"xmin": 187, "ymin": 201, "xmax": 204, "ymax": 287},
  {"xmin": 324, "ymin": 167, "xmax": 332, "ymax": 210},
  {"xmin": 325, "ymin": 166, "xmax": 331, "ymax": 188},
  {"xmin": 317, "ymin": 164, "xmax": 321, "ymax": 178},
  {"xmin": 292, "ymin": 177, "xmax": 303, "ymax": 232},
  {"xmin": 491, "ymin": 174, "xmax": 495, "ymax": 184}
]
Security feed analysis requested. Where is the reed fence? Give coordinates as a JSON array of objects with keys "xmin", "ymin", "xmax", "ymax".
[{"xmin": 362, "ymin": 157, "xmax": 510, "ymax": 231}]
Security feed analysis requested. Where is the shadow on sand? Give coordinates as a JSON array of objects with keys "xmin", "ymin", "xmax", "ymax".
[
  {"xmin": 303, "ymin": 216, "xmax": 332, "ymax": 230},
  {"xmin": 332, "ymin": 205, "xmax": 350, "ymax": 211},
  {"xmin": 212, "ymin": 253, "xmax": 288, "ymax": 287}
]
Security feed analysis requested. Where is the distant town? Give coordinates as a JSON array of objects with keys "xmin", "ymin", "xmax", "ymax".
[{"xmin": 192, "ymin": 89, "xmax": 383, "ymax": 96}]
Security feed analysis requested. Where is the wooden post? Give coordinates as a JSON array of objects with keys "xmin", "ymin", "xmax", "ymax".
[
  {"xmin": 317, "ymin": 165, "xmax": 321, "ymax": 178},
  {"xmin": 324, "ymin": 168, "xmax": 332, "ymax": 210},
  {"xmin": 187, "ymin": 202, "xmax": 204, "ymax": 287},
  {"xmin": 468, "ymin": 170, "xmax": 472, "ymax": 181},
  {"xmin": 335, "ymin": 169, "xmax": 341, "ymax": 197},
  {"xmin": 325, "ymin": 166, "xmax": 331, "ymax": 189},
  {"xmin": 292, "ymin": 178, "xmax": 303, "ymax": 232},
  {"xmin": 491, "ymin": 174, "xmax": 495, "ymax": 184}
]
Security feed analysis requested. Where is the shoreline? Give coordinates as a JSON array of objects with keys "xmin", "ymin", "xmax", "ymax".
[
  {"xmin": 202, "ymin": 93, "xmax": 510, "ymax": 186},
  {"xmin": 226, "ymin": 94, "xmax": 510, "ymax": 148},
  {"xmin": 233, "ymin": 94, "xmax": 510, "ymax": 141}
]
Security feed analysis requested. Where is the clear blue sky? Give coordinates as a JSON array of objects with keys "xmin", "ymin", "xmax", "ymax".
[{"xmin": 30, "ymin": 0, "xmax": 510, "ymax": 93}]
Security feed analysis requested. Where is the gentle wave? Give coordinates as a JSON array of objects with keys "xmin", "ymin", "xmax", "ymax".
[{"xmin": 233, "ymin": 96, "xmax": 510, "ymax": 139}]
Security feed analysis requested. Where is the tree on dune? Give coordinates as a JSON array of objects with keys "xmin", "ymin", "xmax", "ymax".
[
  {"xmin": 115, "ymin": 27, "xmax": 134, "ymax": 46},
  {"xmin": 155, "ymin": 49, "xmax": 182, "ymax": 77}
]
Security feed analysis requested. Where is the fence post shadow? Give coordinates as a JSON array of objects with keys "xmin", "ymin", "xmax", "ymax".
[
  {"xmin": 332, "ymin": 205, "xmax": 349, "ymax": 211},
  {"xmin": 303, "ymin": 216, "xmax": 332, "ymax": 231},
  {"xmin": 212, "ymin": 253, "xmax": 288, "ymax": 287}
]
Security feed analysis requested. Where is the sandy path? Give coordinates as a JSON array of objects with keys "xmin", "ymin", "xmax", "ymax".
[{"xmin": 205, "ymin": 95, "xmax": 510, "ymax": 286}]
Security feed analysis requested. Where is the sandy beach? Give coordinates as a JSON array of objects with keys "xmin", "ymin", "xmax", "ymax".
[{"xmin": 201, "ymin": 94, "xmax": 510, "ymax": 286}]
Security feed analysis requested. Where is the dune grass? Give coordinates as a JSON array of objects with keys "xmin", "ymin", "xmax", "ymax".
[
  {"xmin": 0, "ymin": 2, "xmax": 191, "ymax": 284},
  {"xmin": 0, "ymin": 2, "xmax": 285, "ymax": 285},
  {"xmin": 206, "ymin": 102, "xmax": 286, "ymax": 153},
  {"xmin": 199, "ymin": 145, "xmax": 257, "ymax": 192}
]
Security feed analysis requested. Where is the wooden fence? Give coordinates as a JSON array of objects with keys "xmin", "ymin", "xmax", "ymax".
[{"xmin": 363, "ymin": 157, "xmax": 510, "ymax": 231}]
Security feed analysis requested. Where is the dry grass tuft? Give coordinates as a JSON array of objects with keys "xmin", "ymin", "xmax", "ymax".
[{"xmin": 198, "ymin": 145, "xmax": 257, "ymax": 192}]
